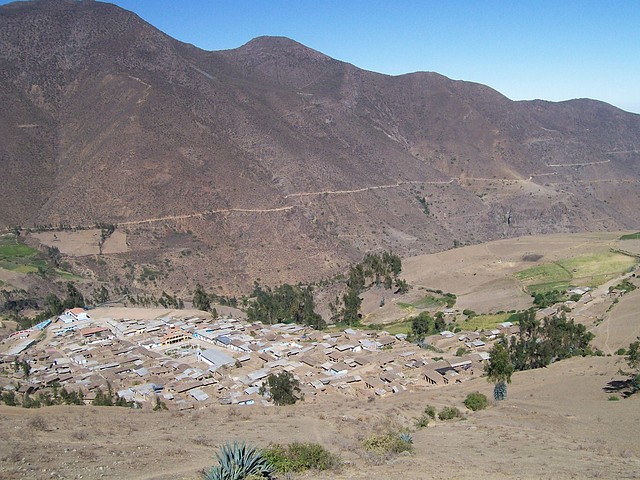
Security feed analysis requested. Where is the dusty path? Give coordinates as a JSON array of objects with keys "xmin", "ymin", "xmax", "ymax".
[
  {"xmin": 117, "ymin": 206, "xmax": 295, "ymax": 226},
  {"xmin": 13, "ymin": 172, "xmax": 635, "ymax": 230}
]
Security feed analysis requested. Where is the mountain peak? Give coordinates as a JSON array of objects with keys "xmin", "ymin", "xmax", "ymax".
[{"xmin": 233, "ymin": 35, "xmax": 332, "ymax": 62}]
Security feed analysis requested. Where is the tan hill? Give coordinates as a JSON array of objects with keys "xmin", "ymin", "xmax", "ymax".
[{"xmin": 1, "ymin": 0, "xmax": 640, "ymax": 293}]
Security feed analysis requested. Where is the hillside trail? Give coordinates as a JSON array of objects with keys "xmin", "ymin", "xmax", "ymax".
[
  {"xmin": 117, "ymin": 206, "xmax": 294, "ymax": 226},
  {"xmin": 36, "ymin": 173, "xmax": 633, "ymax": 229}
]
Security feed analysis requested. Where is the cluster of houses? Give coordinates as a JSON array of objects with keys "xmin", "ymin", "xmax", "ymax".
[{"xmin": 0, "ymin": 307, "xmax": 519, "ymax": 410}]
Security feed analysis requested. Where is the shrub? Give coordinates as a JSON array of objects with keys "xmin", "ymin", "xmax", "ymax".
[
  {"xmin": 455, "ymin": 347, "xmax": 469, "ymax": 357},
  {"xmin": 423, "ymin": 405, "xmax": 436, "ymax": 419},
  {"xmin": 203, "ymin": 441, "xmax": 273, "ymax": 480},
  {"xmin": 415, "ymin": 414, "xmax": 430, "ymax": 428},
  {"xmin": 438, "ymin": 406, "xmax": 461, "ymax": 421},
  {"xmin": 263, "ymin": 442, "xmax": 340, "ymax": 473},
  {"xmin": 608, "ymin": 395, "xmax": 620, "ymax": 401},
  {"xmin": 616, "ymin": 348, "xmax": 627, "ymax": 356},
  {"xmin": 362, "ymin": 432, "xmax": 413, "ymax": 455},
  {"xmin": 464, "ymin": 392, "xmax": 488, "ymax": 411}
]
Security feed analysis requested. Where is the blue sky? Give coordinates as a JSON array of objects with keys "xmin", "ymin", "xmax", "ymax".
[{"xmin": 5, "ymin": 0, "xmax": 640, "ymax": 113}]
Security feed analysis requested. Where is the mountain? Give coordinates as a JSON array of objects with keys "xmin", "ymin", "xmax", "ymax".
[{"xmin": 1, "ymin": 0, "xmax": 639, "ymax": 294}]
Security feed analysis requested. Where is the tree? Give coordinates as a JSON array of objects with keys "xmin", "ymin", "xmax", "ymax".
[
  {"xmin": 464, "ymin": 392, "xmax": 489, "ymax": 411},
  {"xmin": 485, "ymin": 342, "xmax": 514, "ymax": 401},
  {"xmin": 63, "ymin": 283, "xmax": 84, "ymax": 309},
  {"xmin": 45, "ymin": 293, "xmax": 64, "ymax": 316},
  {"xmin": 260, "ymin": 371, "xmax": 302, "ymax": 406},
  {"xmin": 193, "ymin": 284, "xmax": 211, "ymax": 312},
  {"xmin": 92, "ymin": 286, "xmax": 109, "ymax": 305},
  {"xmin": 410, "ymin": 312, "xmax": 434, "ymax": 344},
  {"xmin": 625, "ymin": 337, "xmax": 640, "ymax": 395}
]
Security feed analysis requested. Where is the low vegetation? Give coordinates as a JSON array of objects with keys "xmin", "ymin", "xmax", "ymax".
[
  {"xmin": 438, "ymin": 406, "xmax": 462, "ymax": 420},
  {"xmin": 362, "ymin": 430, "xmax": 413, "ymax": 456},
  {"xmin": 397, "ymin": 291, "xmax": 455, "ymax": 311},
  {"xmin": 464, "ymin": 392, "xmax": 489, "ymax": 411},
  {"xmin": 515, "ymin": 251, "xmax": 636, "ymax": 295},
  {"xmin": 204, "ymin": 441, "xmax": 273, "ymax": 480},
  {"xmin": 0, "ymin": 234, "xmax": 77, "ymax": 279},
  {"xmin": 609, "ymin": 279, "xmax": 637, "ymax": 294},
  {"xmin": 461, "ymin": 311, "xmax": 521, "ymax": 331},
  {"xmin": 619, "ymin": 232, "xmax": 640, "ymax": 240},
  {"xmin": 263, "ymin": 442, "xmax": 341, "ymax": 474}
]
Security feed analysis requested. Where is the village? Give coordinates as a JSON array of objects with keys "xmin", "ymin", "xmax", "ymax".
[{"xmin": 0, "ymin": 305, "xmax": 522, "ymax": 410}]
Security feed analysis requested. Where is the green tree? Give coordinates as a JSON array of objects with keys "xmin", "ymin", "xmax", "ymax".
[
  {"xmin": 485, "ymin": 342, "xmax": 514, "ymax": 401},
  {"xmin": 260, "ymin": 371, "xmax": 302, "ymax": 406},
  {"xmin": 193, "ymin": 284, "xmax": 211, "ymax": 312},
  {"xmin": 92, "ymin": 286, "xmax": 110, "ymax": 305},
  {"xmin": 63, "ymin": 283, "xmax": 84, "ymax": 309},
  {"xmin": 626, "ymin": 337, "xmax": 640, "ymax": 395},
  {"xmin": 410, "ymin": 312, "xmax": 434, "ymax": 343},
  {"xmin": 44, "ymin": 293, "xmax": 64, "ymax": 316}
]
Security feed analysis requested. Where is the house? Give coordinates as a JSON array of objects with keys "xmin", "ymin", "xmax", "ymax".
[
  {"xmin": 330, "ymin": 362, "xmax": 349, "ymax": 376},
  {"xmin": 160, "ymin": 329, "xmax": 190, "ymax": 346},
  {"xmin": 80, "ymin": 326, "xmax": 109, "ymax": 338},
  {"xmin": 198, "ymin": 349, "xmax": 236, "ymax": 371},
  {"xmin": 422, "ymin": 369, "xmax": 447, "ymax": 386},
  {"xmin": 65, "ymin": 308, "xmax": 90, "ymax": 321},
  {"xmin": 376, "ymin": 336, "xmax": 396, "ymax": 348}
]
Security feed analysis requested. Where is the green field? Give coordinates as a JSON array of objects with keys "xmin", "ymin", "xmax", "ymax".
[
  {"xmin": 515, "ymin": 251, "xmax": 637, "ymax": 294},
  {"xmin": 619, "ymin": 232, "xmax": 640, "ymax": 240},
  {"xmin": 457, "ymin": 312, "xmax": 520, "ymax": 331},
  {"xmin": 0, "ymin": 238, "xmax": 39, "ymax": 260},
  {"xmin": 373, "ymin": 318, "xmax": 413, "ymax": 335},
  {"xmin": 397, "ymin": 294, "xmax": 446, "ymax": 311},
  {"xmin": 0, "ymin": 234, "xmax": 80, "ymax": 279}
]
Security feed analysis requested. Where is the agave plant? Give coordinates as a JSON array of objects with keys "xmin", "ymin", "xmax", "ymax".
[
  {"xmin": 203, "ymin": 441, "xmax": 273, "ymax": 480},
  {"xmin": 399, "ymin": 432, "xmax": 413, "ymax": 444},
  {"xmin": 494, "ymin": 380, "xmax": 507, "ymax": 401}
]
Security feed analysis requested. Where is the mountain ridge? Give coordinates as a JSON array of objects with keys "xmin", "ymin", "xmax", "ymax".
[{"xmin": 1, "ymin": 0, "xmax": 639, "ymax": 293}]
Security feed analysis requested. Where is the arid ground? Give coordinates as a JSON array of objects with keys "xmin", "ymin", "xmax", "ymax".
[
  {"xmin": 1, "ymin": 354, "xmax": 638, "ymax": 480},
  {"xmin": 1, "ymin": 232, "xmax": 639, "ymax": 479}
]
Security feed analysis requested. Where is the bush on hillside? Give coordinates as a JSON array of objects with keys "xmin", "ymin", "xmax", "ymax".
[{"xmin": 464, "ymin": 392, "xmax": 488, "ymax": 411}]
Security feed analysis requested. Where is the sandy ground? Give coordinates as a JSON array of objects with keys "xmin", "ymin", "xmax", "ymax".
[
  {"xmin": 31, "ymin": 230, "xmax": 129, "ymax": 256},
  {"xmin": 88, "ymin": 305, "xmax": 246, "ymax": 321},
  {"xmin": 0, "ymin": 356, "xmax": 638, "ymax": 480},
  {"xmin": 592, "ymin": 287, "xmax": 640, "ymax": 354}
]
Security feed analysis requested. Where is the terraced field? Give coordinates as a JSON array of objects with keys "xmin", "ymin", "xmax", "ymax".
[{"xmin": 515, "ymin": 251, "xmax": 637, "ymax": 294}]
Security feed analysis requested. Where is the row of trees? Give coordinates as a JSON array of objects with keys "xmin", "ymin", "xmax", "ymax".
[
  {"xmin": 246, "ymin": 283, "xmax": 325, "ymax": 329},
  {"xmin": 485, "ymin": 309, "xmax": 596, "ymax": 400},
  {"xmin": 191, "ymin": 251, "xmax": 407, "ymax": 330},
  {"xmin": 508, "ymin": 309, "xmax": 594, "ymax": 371},
  {"xmin": 330, "ymin": 252, "xmax": 408, "ymax": 325},
  {"xmin": 129, "ymin": 290, "xmax": 184, "ymax": 309}
]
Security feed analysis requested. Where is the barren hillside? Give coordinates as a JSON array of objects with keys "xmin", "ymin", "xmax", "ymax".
[{"xmin": 1, "ymin": 0, "xmax": 639, "ymax": 293}]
